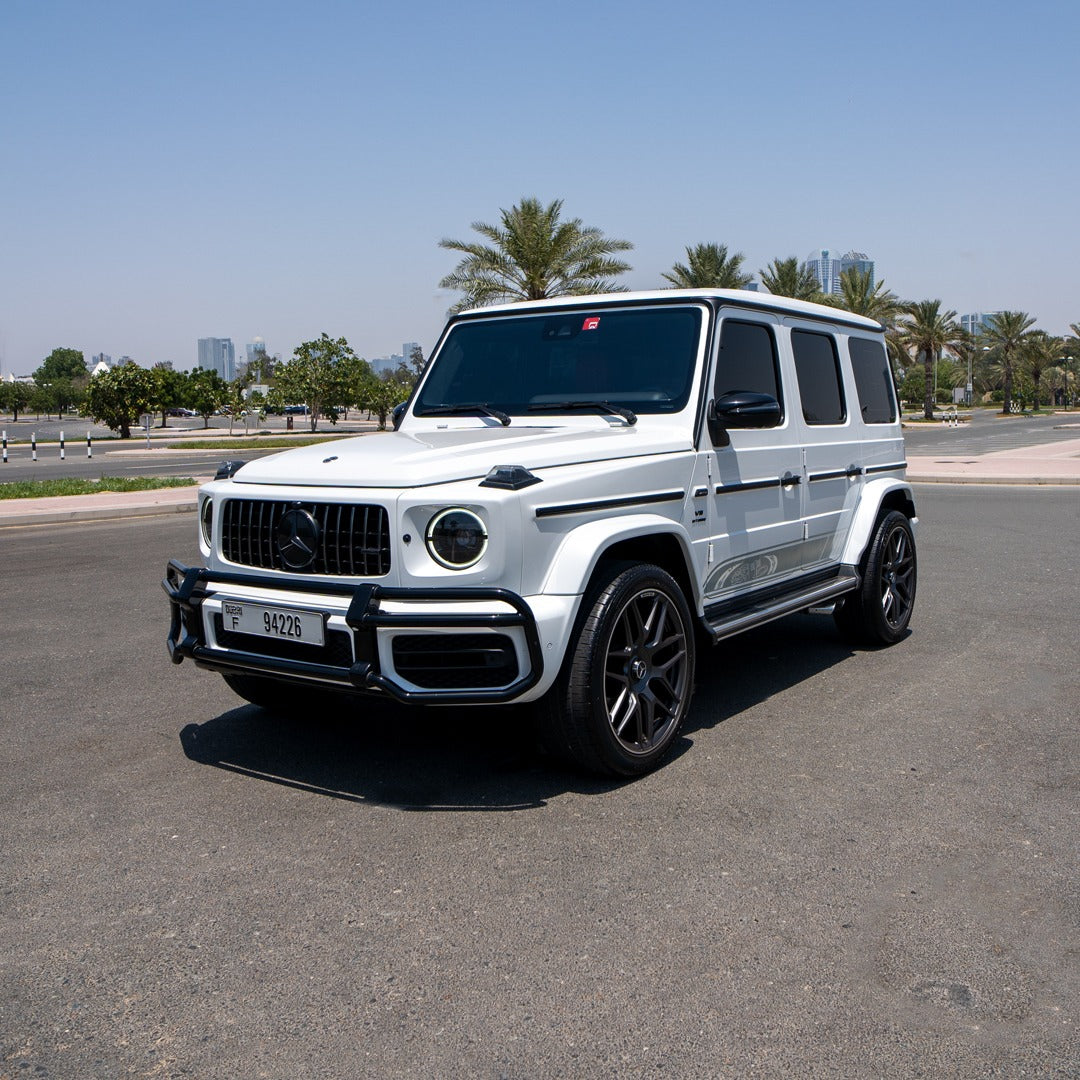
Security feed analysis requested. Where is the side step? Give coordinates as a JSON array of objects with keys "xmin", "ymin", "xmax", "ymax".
[{"xmin": 703, "ymin": 567, "xmax": 860, "ymax": 643}]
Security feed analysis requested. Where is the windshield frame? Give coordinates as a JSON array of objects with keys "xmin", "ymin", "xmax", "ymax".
[{"xmin": 411, "ymin": 300, "xmax": 709, "ymax": 423}]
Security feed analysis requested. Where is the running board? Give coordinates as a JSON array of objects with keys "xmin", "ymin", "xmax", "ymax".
[{"xmin": 703, "ymin": 568, "xmax": 860, "ymax": 643}]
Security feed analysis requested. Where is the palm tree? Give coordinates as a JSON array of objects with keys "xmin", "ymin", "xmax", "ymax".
[
  {"xmin": 662, "ymin": 243, "xmax": 750, "ymax": 289},
  {"xmin": 438, "ymin": 197, "xmax": 633, "ymax": 313},
  {"xmin": 896, "ymin": 300, "xmax": 968, "ymax": 420},
  {"xmin": 759, "ymin": 256, "xmax": 821, "ymax": 300},
  {"xmin": 823, "ymin": 268, "xmax": 902, "ymax": 327},
  {"xmin": 981, "ymin": 311, "xmax": 1037, "ymax": 415},
  {"xmin": 1024, "ymin": 332, "xmax": 1060, "ymax": 412}
]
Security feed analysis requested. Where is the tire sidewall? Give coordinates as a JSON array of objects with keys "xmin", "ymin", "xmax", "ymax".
[{"xmin": 572, "ymin": 563, "xmax": 696, "ymax": 776}]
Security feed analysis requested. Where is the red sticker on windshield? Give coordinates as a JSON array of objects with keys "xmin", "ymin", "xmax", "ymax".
[{"xmin": 582, "ymin": 317, "xmax": 600, "ymax": 331}]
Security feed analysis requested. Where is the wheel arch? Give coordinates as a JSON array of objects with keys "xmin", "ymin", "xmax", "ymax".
[
  {"xmin": 840, "ymin": 479, "xmax": 917, "ymax": 568},
  {"xmin": 539, "ymin": 515, "xmax": 698, "ymax": 604}
]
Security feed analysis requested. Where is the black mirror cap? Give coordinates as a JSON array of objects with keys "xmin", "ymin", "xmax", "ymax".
[
  {"xmin": 714, "ymin": 391, "xmax": 782, "ymax": 429},
  {"xmin": 391, "ymin": 402, "xmax": 408, "ymax": 430},
  {"xmin": 214, "ymin": 459, "xmax": 247, "ymax": 480}
]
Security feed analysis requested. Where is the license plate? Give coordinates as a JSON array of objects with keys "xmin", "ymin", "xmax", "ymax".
[{"xmin": 221, "ymin": 600, "xmax": 326, "ymax": 647}]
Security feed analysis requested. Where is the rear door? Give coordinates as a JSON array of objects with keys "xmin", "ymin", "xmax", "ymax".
[{"xmin": 785, "ymin": 321, "xmax": 862, "ymax": 569}]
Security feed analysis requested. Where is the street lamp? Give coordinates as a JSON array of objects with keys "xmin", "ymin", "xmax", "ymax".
[
  {"xmin": 1061, "ymin": 355, "xmax": 1074, "ymax": 410},
  {"xmin": 968, "ymin": 345, "xmax": 989, "ymax": 407}
]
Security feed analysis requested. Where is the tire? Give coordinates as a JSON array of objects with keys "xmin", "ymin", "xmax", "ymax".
[
  {"xmin": 537, "ymin": 562, "xmax": 696, "ymax": 777},
  {"xmin": 834, "ymin": 510, "xmax": 917, "ymax": 646}
]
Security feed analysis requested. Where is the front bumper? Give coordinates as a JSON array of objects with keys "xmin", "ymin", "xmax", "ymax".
[{"xmin": 163, "ymin": 560, "xmax": 545, "ymax": 704}]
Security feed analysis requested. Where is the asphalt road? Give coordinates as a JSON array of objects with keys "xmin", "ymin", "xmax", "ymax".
[
  {"xmin": 1, "ymin": 488, "xmax": 1077, "ymax": 1078},
  {"xmin": 902, "ymin": 408, "xmax": 1080, "ymax": 455}
]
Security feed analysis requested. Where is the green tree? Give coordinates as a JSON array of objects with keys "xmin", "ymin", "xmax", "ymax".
[
  {"xmin": 1023, "ymin": 332, "xmax": 1059, "ymax": 412},
  {"xmin": 361, "ymin": 371, "xmax": 413, "ymax": 430},
  {"xmin": 439, "ymin": 197, "xmax": 633, "ymax": 312},
  {"xmin": 274, "ymin": 333, "xmax": 356, "ymax": 432},
  {"xmin": 662, "ymin": 242, "xmax": 750, "ymax": 289},
  {"xmin": 823, "ymin": 268, "xmax": 902, "ymax": 326},
  {"xmin": 896, "ymin": 301, "xmax": 968, "ymax": 420},
  {"xmin": 33, "ymin": 348, "xmax": 89, "ymax": 416},
  {"xmin": 981, "ymin": 311, "xmax": 1038, "ymax": 415},
  {"xmin": 187, "ymin": 367, "xmax": 229, "ymax": 428},
  {"xmin": 151, "ymin": 365, "xmax": 189, "ymax": 427},
  {"xmin": 35, "ymin": 347, "xmax": 88, "ymax": 383},
  {"xmin": 84, "ymin": 362, "xmax": 155, "ymax": 438},
  {"xmin": 337, "ymin": 353, "xmax": 376, "ymax": 420},
  {"xmin": 0, "ymin": 381, "xmax": 35, "ymax": 421},
  {"xmin": 758, "ymin": 256, "xmax": 820, "ymax": 300}
]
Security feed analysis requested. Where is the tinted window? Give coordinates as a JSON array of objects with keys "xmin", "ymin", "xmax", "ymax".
[
  {"xmin": 714, "ymin": 319, "xmax": 782, "ymax": 421},
  {"xmin": 416, "ymin": 306, "xmax": 702, "ymax": 415},
  {"xmin": 849, "ymin": 337, "xmax": 896, "ymax": 423},
  {"xmin": 791, "ymin": 330, "xmax": 845, "ymax": 424}
]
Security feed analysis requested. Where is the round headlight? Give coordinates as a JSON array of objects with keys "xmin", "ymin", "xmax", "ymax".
[
  {"xmin": 426, "ymin": 508, "xmax": 487, "ymax": 569},
  {"xmin": 199, "ymin": 496, "xmax": 213, "ymax": 547}
]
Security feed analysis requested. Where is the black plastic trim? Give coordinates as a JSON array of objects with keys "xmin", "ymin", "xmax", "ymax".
[
  {"xmin": 534, "ymin": 489, "xmax": 685, "ymax": 519},
  {"xmin": 715, "ymin": 477, "xmax": 781, "ymax": 495},
  {"xmin": 865, "ymin": 461, "xmax": 908, "ymax": 474},
  {"xmin": 703, "ymin": 565, "xmax": 843, "ymax": 622}
]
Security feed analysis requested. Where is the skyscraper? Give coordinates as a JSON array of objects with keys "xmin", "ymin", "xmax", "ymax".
[
  {"xmin": 806, "ymin": 249, "xmax": 876, "ymax": 295},
  {"xmin": 961, "ymin": 313, "xmax": 1000, "ymax": 337},
  {"xmin": 806, "ymin": 249, "xmax": 842, "ymax": 295},
  {"xmin": 197, "ymin": 338, "xmax": 236, "ymax": 381},
  {"xmin": 839, "ymin": 251, "xmax": 874, "ymax": 287}
]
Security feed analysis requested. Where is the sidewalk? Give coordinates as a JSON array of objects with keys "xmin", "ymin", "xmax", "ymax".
[
  {"xmin": 905, "ymin": 437, "xmax": 1080, "ymax": 485},
  {"xmin": 2, "ymin": 438, "xmax": 1079, "ymax": 528}
]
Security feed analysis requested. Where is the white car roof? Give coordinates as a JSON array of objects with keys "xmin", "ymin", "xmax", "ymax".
[{"xmin": 459, "ymin": 288, "xmax": 883, "ymax": 331}]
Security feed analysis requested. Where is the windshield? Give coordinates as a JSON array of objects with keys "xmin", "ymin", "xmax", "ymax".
[{"xmin": 415, "ymin": 305, "xmax": 703, "ymax": 417}]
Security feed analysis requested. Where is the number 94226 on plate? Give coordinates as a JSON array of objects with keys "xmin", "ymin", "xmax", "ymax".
[{"xmin": 221, "ymin": 600, "xmax": 325, "ymax": 647}]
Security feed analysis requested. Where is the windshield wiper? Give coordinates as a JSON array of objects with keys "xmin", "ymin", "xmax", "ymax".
[
  {"xmin": 528, "ymin": 400, "xmax": 637, "ymax": 425},
  {"xmin": 416, "ymin": 403, "xmax": 511, "ymax": 426}
]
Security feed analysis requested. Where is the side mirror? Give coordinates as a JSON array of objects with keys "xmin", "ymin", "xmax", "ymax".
[
  {"xmin": 391, "ymin": 401, "xmax": 408, "ymax": 430},
  {"xmin": 707, "ymin": 391, "xmax": 781, "ymax": 446}
]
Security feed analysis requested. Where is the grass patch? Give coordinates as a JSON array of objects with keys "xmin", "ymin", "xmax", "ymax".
[
  {"xmin": 166, "ymin": 435, "xmax": 350, "ymax": 450},
  {"xmin": 0, "ymin": 476, "xmax": 197, "ymax": 500}
]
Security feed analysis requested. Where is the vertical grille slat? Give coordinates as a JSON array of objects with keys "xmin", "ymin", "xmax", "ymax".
[{"xmin": 218, "ymin": 498, "xmax": 390, "ymax": 577}]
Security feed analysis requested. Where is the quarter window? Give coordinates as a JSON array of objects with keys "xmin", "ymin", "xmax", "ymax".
[
  {"xmin": 791, "ymin": 330, "xmax": 845, "ymax": 425},
  {"xmin": 714, "ymin": 319, "xmax": 783, "ymax": 422},
  {"xmin": 849, "ymin": 337, "xmax": 897, "ymax": 424}
]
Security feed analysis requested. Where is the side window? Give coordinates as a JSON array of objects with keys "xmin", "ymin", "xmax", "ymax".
[
  {"xmin": 791, "ymin": 329, "xmax": 845, "ymax": 425},
  {"xmin": 849, "ymin": 337, "xmax": 897, "ymax": 423},
  {"xmin": 714, "ymin": 319, "xmax": 783, "ymax": 423}
]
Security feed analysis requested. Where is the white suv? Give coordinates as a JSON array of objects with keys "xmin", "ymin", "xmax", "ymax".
[{"xmin": 165, "ymin": 289, "xmax": 916, "ymax": 776}]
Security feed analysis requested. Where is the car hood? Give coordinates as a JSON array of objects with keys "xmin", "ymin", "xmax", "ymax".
[{"xmin": 232, "ymin": 423, "xmax": 691, "ymax": 488}]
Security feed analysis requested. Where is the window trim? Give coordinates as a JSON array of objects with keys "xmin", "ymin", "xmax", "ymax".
[
  {"xmin": 713, "ymin": 317, "xmax": 785, "ymax": 427},
  {"xmin": 791, "ymin": 328, "xmax": 847, "ymax": 426}
]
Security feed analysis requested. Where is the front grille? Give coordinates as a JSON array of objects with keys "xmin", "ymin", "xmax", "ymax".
[
  {"xmin": 391, "ymin": 634, "xmax": 519, "ymax": 689},
  {"xmin": 221, "ymin": 499, "xmax": 391, "ymax": 576},
  {"xmin": 214, "ymin": 615, "xmax": 355, "ymax": 667}
]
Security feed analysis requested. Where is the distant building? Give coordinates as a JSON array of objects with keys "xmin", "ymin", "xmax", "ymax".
[
  {"xmin": 742, "ymin": 282, "xmax": 770, "ymax": 293},
  {"xmin": 245, "ymin": 337, "xmax": 270, "ymax": 379},
  {"xmin": 807, "ymin": 248, "xmax": 875, "ymax": 295},
  {"xmin": 961, "ymin": 313, "xmax": 1000, "ymax": 337},
  {"xmin": 90, "ymin": 352, "xmax": 112, "ymax": 369},
  {"xmin": 198, "ymin": 337, "xmax": 236, "ymax": 381},
  {"xmin": 806, "ymin": 249, "xmax": 842, "ymax": 295},
  {"xmin": 839, "ymin": 251, "xmax": 874, "ymax": 287}
]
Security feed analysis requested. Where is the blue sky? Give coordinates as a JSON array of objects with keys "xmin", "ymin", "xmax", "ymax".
[{"xmin": 2, "ymin": 0, "xmax": 1077, "ymax": 374}]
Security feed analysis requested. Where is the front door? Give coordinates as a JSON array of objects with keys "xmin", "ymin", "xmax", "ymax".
[{"xmin": 702, "ymin": 311, "xmax": 804, "ymax": 605}]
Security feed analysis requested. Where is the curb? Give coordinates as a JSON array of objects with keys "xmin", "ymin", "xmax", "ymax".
[{"xmin": 0, "ymin": 498, "xmax": 199, "ymax": 528}]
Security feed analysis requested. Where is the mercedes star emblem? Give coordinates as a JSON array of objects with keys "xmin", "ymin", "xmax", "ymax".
[{"xmin": 276, "ymin": 508, "xmax": 320, "ymax": 570}]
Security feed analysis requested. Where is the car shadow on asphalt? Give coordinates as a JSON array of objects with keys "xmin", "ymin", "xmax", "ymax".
[{"xmin": 178, "ymin": 613, "xmax": 856, "ymax": 811}]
